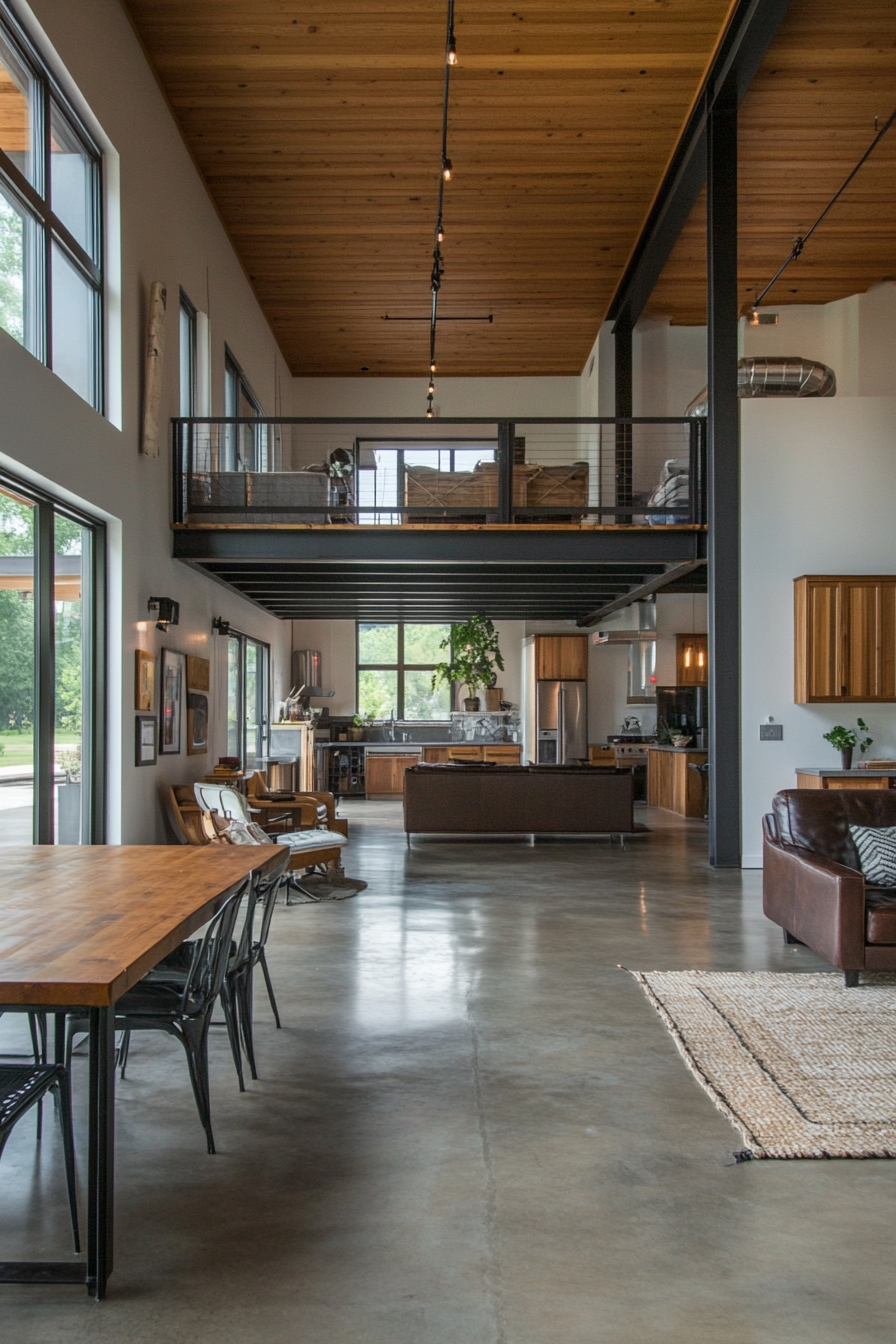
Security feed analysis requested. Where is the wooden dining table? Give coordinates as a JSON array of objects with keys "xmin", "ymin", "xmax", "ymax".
[{"xmin": 0, "ymin": 844, "xmax": 285, "ymax": 1300}]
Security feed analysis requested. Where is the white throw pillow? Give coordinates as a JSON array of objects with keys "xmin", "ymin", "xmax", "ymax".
[{"xmin": 849, "ymin": 824, "xmax": 896, "ymax": 887}]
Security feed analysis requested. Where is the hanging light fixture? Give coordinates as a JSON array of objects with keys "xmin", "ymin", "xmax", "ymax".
[
  {"xmin": 441, "ymin": 157, "xmax": 453, "ymax": 182},
  {"xmin": 446, "ymin": 28, "xmax": 458, "ymax": 65}
]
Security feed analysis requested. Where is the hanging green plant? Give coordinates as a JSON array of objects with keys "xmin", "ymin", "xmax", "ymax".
[{"xmin": 431, "ymin": 614, "xmax": 505, "ymax": 704}]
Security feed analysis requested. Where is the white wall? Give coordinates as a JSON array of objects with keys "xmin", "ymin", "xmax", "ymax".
[
  {"xmin": 741, "ymin": 396, "xmax": 896, "ymax": 865},
  {"xmin": 293, "ymin": 375, "xmax": 578, "ymax": 420},
  {"xmin": 740, "ymin": 285, "xmax": 896, "ymax": 865},
  {"xmin": 0, "ymin": 0, "xmax": 294, "ymax": 842}
]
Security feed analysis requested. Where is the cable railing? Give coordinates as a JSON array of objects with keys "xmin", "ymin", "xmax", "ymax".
[{"xmin": 172, "ymin": 417, "xmax": 705, "ymax": 528}]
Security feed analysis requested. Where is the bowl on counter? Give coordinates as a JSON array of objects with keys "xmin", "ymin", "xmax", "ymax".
[{"xmin": 671, "ymin": 735, "xmax": 692, "ymax": 748}]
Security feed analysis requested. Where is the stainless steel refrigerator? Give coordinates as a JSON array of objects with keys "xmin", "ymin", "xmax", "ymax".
[{"xmin": 535, "ymin": 680, "xmax": 587, "ymax": 764}]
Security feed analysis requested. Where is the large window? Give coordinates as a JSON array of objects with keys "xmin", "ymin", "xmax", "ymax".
[
  {"xmin": 226, "ymin": 630, "xmax": 269, "ymax": 771},
  {"xmin": 0, "ymin": 471, "xmax": 105, "ymax": 845},
  {"xmin": 0, "ymin": 6, "xmax": 103, "ymax": 409},
  {"xmin": 357, "ymin": 623, "xmax": 451, "ymax": 721}
]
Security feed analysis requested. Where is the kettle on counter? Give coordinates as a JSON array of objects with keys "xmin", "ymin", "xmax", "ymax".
[{"xmin": 622, "ymin": 716, "xmax": 642, "ymax": 734}]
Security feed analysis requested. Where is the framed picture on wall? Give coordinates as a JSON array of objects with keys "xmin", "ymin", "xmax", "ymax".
[
  {"xmin": 187, "ymin": 655, "xmax": 210, "ymax": 693},
  {"xmin": 160, "ymin": 648, "xmax": 186, "ymax": 754},
  {"xmin": 135, "ymin": 715, "xmax": 157, "ymax": 766},
  {"xmin": 187, "ymin": 691, "xmax": 209, "ymax": 755},
  {"xmin": 135, "ymin": 649, "xmax": 155, "ymax": 711}
]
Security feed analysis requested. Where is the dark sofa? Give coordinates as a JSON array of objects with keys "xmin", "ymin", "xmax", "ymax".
[
  {"xmin": 763, "ymin": 788, "xmax": 896, "ymax": 984},
  {"xmin": 403, "ymin": 764, "xmax": 635, "ymax": 839}
]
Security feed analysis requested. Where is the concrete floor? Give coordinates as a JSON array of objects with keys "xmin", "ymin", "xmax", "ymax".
[{"xmin": 2, "ymin": 803, "xmax": 895, "ymax": 1341}]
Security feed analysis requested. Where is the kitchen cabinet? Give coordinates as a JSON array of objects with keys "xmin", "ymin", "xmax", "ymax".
[
  {"xmin": 675, "ymin": 634, "xmax": 708, "ymax": 686},
  {"xmin": 794, "ymin": 576, "xmax": 896, "ymax": 703},
  {"xmin": 366, "ymin": 754, "xmax": 421, "ymax": 794},
  {"xmin": 647, "ymin": 747, "xmax": 708, "ymax": 818},
  {"xmin": 588, "ymin": 745, "xmax": 616, "ymax": 766},
  {"xmin": 423, "ymin": 745, "xmax": 521, "ymax": 764},
  {"xmin": 535, "ymin": 635, "xmax": 588, "ymax": 682}
]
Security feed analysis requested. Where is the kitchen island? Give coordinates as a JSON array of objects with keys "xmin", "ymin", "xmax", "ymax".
[
  {"xmin": 795, "ymin": 767, "xmax": 896, "ymax": 790},
  {"xmin": 647, "ymin": 746, "xmax": 708, "ymax": 818}
]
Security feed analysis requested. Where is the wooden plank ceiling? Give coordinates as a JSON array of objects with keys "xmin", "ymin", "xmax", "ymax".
[
  {"xmin": 646, "ymin": 0, "xmax": 896, "ymax": 322},
  {"xmin": 125, "ymin": 1, "xmax": 895, "ymax": 374}
]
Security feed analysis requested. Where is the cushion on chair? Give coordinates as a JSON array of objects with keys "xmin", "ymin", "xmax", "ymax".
[
  {"xmin": 849, "ymin": 825, "xmax": 896, "ymax": 887},
  {"xmin": 865, "ymin": 891, "xmax": 896, "ymax": 944},
  {"xmin": 275, "ymin": 829, "xmax": 347, "ymax": 851}
]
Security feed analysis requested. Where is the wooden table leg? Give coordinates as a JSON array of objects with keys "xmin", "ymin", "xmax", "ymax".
[{"xmin": 87, "ymin": 1006, "xmax": 115, "ymax": 1299}]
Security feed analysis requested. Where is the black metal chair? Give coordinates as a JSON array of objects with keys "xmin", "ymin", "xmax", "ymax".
[
  {"xmin": 225, "ymin": 854, "xmax": 287, "ymax": 1084},
  {"xmin": 0, "ymin": 1064, "xmax": 80, "ymax": 1251},
  {"xmin": 68, "ymin": 882, "xmax": 247, "ymax": 1154},
  {"xmin": 136, "ymin": 853, "xmax": 288, "ymax": 1092}
]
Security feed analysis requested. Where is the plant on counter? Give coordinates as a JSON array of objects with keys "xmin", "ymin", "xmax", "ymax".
[
  {"xmin": 823, "ymin": 718, "xmax": 872, "ymax": 770},
  {"xmin": 431, "ymin": 614, "xmax": 505, "ymax": 711}
]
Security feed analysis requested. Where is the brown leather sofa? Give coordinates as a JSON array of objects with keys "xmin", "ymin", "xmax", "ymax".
[
  {"xmin": 404, "ymin": 764, "xmax": 634, "ymax": 839},
  {"xmin": 763, "ymin": 789, "xmax": 896, "ymax": 985}
]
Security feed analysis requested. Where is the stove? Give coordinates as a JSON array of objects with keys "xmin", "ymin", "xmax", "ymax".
[{"xmin": 607, "ymin": 735, "xmax": 655, "ymax": 802}]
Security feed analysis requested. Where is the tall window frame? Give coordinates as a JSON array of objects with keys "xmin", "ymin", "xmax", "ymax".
[
  {"xmin": 225, "ymin": 628, "xmax": 270, "ymax": 771},
  {"xmin": 179, "ymin": 288, "xmax": 196, "ymax": 417},
  {"xmin": 356, "ymin": 622, "xmax": 452, "ymax": 722},
  {"xmin": 223, "ymin": 345, "xmax": 271, "ymax": 472},
  {"xmin": 0, "ymin": 465, "xmax": 106, "ymax": 845},
  {"xmin": 0, "ymin": 3, "xmax": 104, "ymax": 411}
]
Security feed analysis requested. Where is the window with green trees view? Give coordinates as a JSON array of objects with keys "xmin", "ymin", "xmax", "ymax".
[
  {"xmin": 357, "ymin": 623, "xmax": 451, "ymax": 721},
  {"xmin": 0, "ymin": 477, "xmax": 104, "ymax": 845}
]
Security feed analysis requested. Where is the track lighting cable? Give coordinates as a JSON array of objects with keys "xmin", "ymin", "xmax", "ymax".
[
  {"xmin": 753, "ymin": 106, "xmax": 896, "ymax": 311},
  {"xmin": 427, "ymin": 0, "xmax": 456, "ymax": 418}
]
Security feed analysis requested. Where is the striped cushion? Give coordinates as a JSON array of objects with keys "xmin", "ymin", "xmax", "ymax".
[{"xmin": 849, "ymin": 825, "xmax": 896, "ymax": 887}]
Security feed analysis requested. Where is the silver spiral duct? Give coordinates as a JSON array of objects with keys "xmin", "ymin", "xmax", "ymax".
[{"xmin": 685, "ymin": 356, "xmax": 836, "ymax": 417}]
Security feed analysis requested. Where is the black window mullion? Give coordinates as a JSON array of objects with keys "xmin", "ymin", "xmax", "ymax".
[
  {"xmin": 34, "ymin": 500, "xmax": 54, "ymax": 843},
  {"xmin": 397, "ymin": 622, "xmax": 405, "ymax": 719},
  {"xmin": 87, "ymin": 520, "xmax": 106, "ymax": 842}
]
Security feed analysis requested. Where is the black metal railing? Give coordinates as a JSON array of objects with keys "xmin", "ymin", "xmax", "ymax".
[{"xmin": 172, "ymin": 417, "xmax": 706, "ymax": 528}]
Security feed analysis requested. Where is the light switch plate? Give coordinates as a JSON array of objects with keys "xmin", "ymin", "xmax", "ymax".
[{"xmin": 760, "ymin": 723, "xmax": 783, "ymax": 741}]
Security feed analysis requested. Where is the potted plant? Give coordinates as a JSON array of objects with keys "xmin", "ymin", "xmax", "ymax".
[
  {"xmin": 431, "ymin": 615, "xmax": 505, "ymax": 712},
  {"xmin": 823, "ymin": 718, "xmax": 872, "ymax": 771}
]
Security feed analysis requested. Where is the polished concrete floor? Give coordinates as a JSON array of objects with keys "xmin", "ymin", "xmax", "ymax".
[{"xmin": 2, "ymin": 804, "xmax": 895, "ymax": 1341}]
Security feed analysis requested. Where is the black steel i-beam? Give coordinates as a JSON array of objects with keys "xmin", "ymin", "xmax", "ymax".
[
  {"xmin": 497, "ymin": 421, "xmax": 515, "ymax": 523},
  {"xmin": 614, "ymin": 326, "xmax": 633, "ymax": 519},
  {"xmin": 706, "ymin": 87, "xmax": 741, "ymax": 869}
]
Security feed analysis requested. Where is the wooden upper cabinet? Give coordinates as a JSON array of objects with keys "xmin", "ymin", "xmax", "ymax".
[
  {"xmin": 675, "ymin": 633, "xmax": 708, "ymax": 686},
  {"xmin": 794, "ymin": 576, "xmax": 896, "ymax": 703},
  {"xmin": 535, "ymin": 635, "xmax": 588, "ymax": 681}
]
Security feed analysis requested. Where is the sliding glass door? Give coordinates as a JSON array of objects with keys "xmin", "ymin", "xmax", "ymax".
[
  {"xmin": 0, "ymin": 471, "xmax": 104, "ymax": 845},
  {"xmin": 225, "ymin": 630, "xmax": 269, "ymax": 771}
]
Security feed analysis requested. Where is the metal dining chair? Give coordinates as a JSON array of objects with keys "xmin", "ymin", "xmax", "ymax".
[
  {"xmin": 0, "ymin": 1064, "xmax": 80, "ymax": 1251},
  {"xmin": 69, "ymin": 883, "xmax": 247, "ymax": 1154}
]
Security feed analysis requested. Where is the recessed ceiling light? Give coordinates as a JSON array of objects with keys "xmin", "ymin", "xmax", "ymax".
[{"xmin": 360, "ymin": 365, "xmax": 370, "ymax": 371}]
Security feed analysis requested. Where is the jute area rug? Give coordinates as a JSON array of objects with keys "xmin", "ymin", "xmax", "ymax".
[{"xmin": 630, "ymin": 970, "xmax": 896, "ymax": 1159}]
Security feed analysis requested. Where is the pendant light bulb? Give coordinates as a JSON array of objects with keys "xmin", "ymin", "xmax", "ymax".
[
  {"xmin": 437, "ymin": 223, "xmax": 444, "ymax": 242},
  {"xmin": 442, "ymin": 158, "xmax": 453, "ymax": 182},
  {"xmin": 426, "ymin": 407, "xmax": 434, "ymax": 419},
  {"xmin": 430, "ymin": 361, "xmax": 437, "ymax": 373},
  {"xmin": 446, "ymin": 33, "xmax": 457, "ymax": 65},
  {"xmin": 428, "ymin": 380, "xmax": 435, "ymax": 395}
]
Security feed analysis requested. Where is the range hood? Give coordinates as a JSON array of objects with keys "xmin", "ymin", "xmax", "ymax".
[
  {"xmin": 591, "ymin": 601, "xmax": 657, "ymax": 703},
  {"xmin": 592, "ymin": 597, "xmax": 657, "ymax": 645}
]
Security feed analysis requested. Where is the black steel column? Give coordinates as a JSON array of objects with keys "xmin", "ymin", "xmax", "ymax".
[
  {"xmin": 87, "ymin": 1005, "xmax": 116, "ymax": 1299},
  {"xmin": 497, "ymin": 421, "xmax": 514, "ymax": 523},
  {"xmin": 614, "ymin": 325, "xmax": 633, "ymax": 520},
  {"xmin": 34, "ymin": 503, "xmax": 54, "ymax": 844},
  {"xmin": 706, "ymin": 86, "xmax": 741, "ymax": 868}
]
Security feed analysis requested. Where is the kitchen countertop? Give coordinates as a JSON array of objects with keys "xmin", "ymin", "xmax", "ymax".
[
  {"xmin": 320, "ymin": 741, "xmax": 518, "ymax": 753},
  {"xmin": 647, "ymin": 745, "xmax": 708, "ymax": 754},
  {"xmin": 796, "ymin": 767, "xmax": 896, "ymax": 777}
]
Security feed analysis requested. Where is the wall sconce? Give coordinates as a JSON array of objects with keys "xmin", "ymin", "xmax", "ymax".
[
  {"xmin": 148, "ymin": 596, "xmax": 179, "ymax": 632},
  {"xmin": 212, "ymin": 616, "xmax": 231, "ymax": 636}
]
